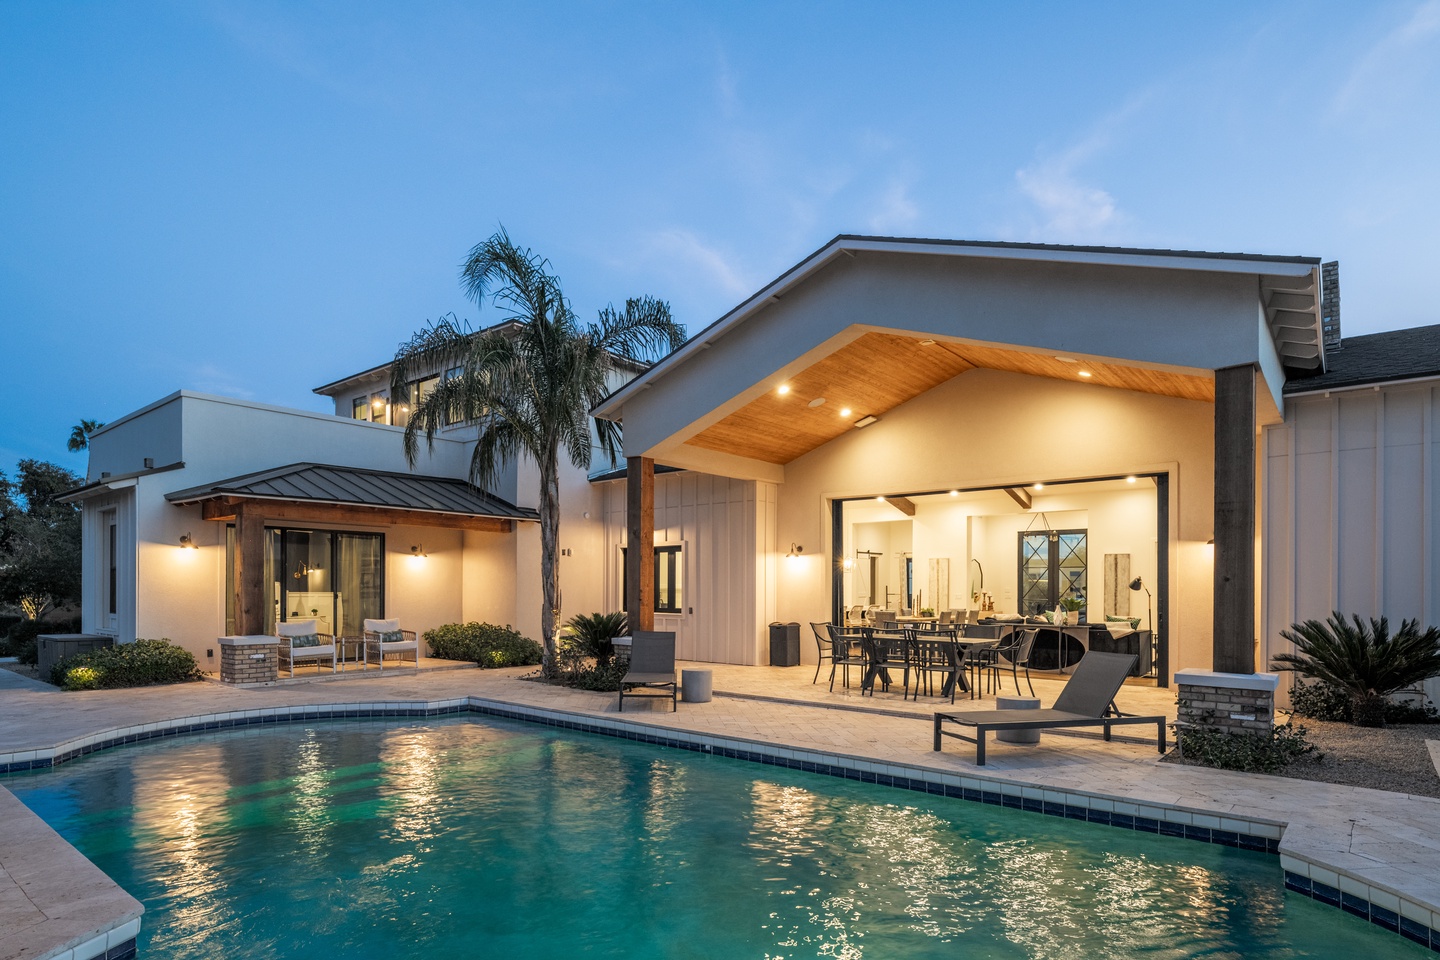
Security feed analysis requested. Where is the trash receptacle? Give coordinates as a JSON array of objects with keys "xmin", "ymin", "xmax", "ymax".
[{"xmin": 769, "ymin": 621, "xmax": 800, "ymax": 667}]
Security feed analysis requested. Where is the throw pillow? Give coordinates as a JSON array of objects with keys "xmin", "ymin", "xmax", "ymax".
[
  {"xmin": 290, "ymin": 633, "xmax": 321, "ymax": 648},
  {"xmin": 377, "ymin": 630, "xmax": 405, "ymax": 644}
]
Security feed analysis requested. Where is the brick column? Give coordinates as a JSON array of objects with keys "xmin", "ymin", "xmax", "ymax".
[
  {"xmin": 1175, "ymin": 669, "xmax": 1279, "ymax": 737},
  {"xmin": 219, "ymin": 635, "xmax": 279, "ymax": 684}
]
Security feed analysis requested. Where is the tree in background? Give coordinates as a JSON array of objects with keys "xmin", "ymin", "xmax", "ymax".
[
  {"xmin": 66, "ymin": 419, "xmax": 105, "ymax": 452},
  {"xmin": 0, "ymin": 460, "xmax": 82, "ymax": 620},
  {"xmin": 391, "ymin": 228, "xmax": 685, "ymax": 675}
]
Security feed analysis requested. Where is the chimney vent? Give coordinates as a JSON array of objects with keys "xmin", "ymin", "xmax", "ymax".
[{"xmin": 1321, "ymin": 261, "xmax": 1341, "ymax": 351}]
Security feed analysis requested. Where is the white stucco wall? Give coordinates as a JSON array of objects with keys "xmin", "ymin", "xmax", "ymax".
[{"xmin": 776, "ymin": 368, "xmax": 1218, "ymax": 678}]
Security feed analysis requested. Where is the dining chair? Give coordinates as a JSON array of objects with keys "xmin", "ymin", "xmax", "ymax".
[
  {"xmin": 904, "ymin": 628, "xmax": 961, "ymax": 703},
  {"xmin": 984, "ymin": 626, "xmax": 1037, "ymax": 697},
  {"xmin": 826, "ymin": 627, "xmax": 867, "ymax": 692},
  {"xmin": 808, "ymin": 622, "xmax": 834, "ymax": 685},
  {"xmin": 860, "ymin": 627, "xmax": 908, "ymax": 696}
]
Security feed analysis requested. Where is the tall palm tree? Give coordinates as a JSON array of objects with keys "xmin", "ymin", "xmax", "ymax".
[
  {"xmin": 66, "ymin": 419, "xmax": 104, "ymax": 452},
  {"xmin": 391, "ymin": 229, "xmax": 685, "ymax": 674}
]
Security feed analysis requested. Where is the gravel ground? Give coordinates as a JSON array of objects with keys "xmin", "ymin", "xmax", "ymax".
[{"xmin": 1169, "ymin": 718, "xmax": 1440, "ymax": 798}]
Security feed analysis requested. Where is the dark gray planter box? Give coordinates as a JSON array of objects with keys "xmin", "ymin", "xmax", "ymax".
[{"xmin": 38, "ymin": 634, "xmax": 114, "ymax": 681}]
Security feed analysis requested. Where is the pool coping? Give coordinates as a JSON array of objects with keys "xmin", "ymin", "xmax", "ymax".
[{"xmin": 1, "ymin": 694, "xmax": 1438, "ymax": 956}]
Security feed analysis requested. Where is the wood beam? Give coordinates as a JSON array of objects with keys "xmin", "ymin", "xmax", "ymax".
[
  {"xmin": 199, "ymin": 497, "xmax": 514, "ymax": 533},
  {"xmin": 1003, "ymin": 487, "xmax": 1032, "ymax": 509},
  {"xmin": 887, "ymin": 496, "xmax": 917, "ymax": 517},
  {"xmin": 234, "ymin": 503, "xmax": 266, "ymax": 637},
  {"xmin": 1213, "ymin": 364, "xmax": 1257, "ymax": 674},
  {"xmin": 626, "ymin": 456, "xmax": 655, "ymax": 632}
]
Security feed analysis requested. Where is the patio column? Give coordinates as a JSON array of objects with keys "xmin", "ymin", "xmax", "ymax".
[
  {"xmin": 233, "ymin": 503, "xmax": 266, "ymax": 636},
  {"xmin": 1212, "ymin": 364, "xmax": 1256, "ymax": 674},
  {"xmin": 626, "ymin": 456, "xmax": 655, "ymax": 632}
]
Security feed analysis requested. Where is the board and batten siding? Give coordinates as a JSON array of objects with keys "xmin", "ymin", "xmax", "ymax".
[
  {"xmin": 1263, "ymin": 381, "xmax": 1439, "ymax": 673},
  {"xmin": 603, "ymin": 472, "xmax": 778, "ymax": 665}
]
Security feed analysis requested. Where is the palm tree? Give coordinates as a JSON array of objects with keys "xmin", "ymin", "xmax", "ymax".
[
  {"xmin": 66, "ymin": 419, "xmax": 104, "ymax": 452},
  {"xmin": 391, "ymin": 229, "xmax": 685, "ymax": 675},
  {"xmin": 1272, "ymin": 612, "xmax": 1440, "ymax": 727}
]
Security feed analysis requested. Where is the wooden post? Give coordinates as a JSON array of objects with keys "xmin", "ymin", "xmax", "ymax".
[
  {"xmin": 626, "ymin": 456, "xmax": 655, "ymax": 632},
  {"xmin": 234, "ymin": 504, "xmax": 267, "ymax": 636},
  {"xmin": 1213, "ymin": 364, "xmax": 1256, "ymax": 674}
]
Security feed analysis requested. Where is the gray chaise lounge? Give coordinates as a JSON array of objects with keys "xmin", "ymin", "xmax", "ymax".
[
  {"xmin": 932, "ymin": 651, "xmax": 1167, "ymax": 765},
  {"xmin": 618, "ymin": 630, "xmax": 678, "ymax": 712}
]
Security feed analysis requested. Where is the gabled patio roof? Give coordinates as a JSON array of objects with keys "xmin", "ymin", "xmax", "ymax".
[{"xmin": 166, "ymin": 462, "xmax": 538, "ymax": 528}]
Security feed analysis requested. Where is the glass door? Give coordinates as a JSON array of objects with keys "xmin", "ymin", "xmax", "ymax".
[{"xmin": 1018, "ymin": 529, "xmax": 1087, "ymax": 617}]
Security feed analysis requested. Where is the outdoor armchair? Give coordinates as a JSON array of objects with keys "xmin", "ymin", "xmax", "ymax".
[
  {"xmin": 363, "ymin": 617, "xmax": 420, "ymax": 671},
  {"xmin": 933, "ymin": 652, "xmax": 1167, "ymax": 765},
  {"xmin": 276, "ymin": 619, "xmax": 337, "ymax": 677}
]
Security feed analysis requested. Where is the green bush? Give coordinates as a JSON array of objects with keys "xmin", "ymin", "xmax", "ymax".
[
  {"xmin": 50, "ymin": 638, "xmax": 202, "ymax": 690},
  {"xmin": 1289, "ymin": 679, "xmax": 1439, "ymax": 724},
  {"xmin": 6, "ymin": 619, "xmax": 45, "ymax": 665},
  {"xmin": 1175, "ymin": 714, "xmax": 1319, "ymax": 773},
  {"xmin": 423, "ymin": 622, "xmax": 542, "ymax": 668},
  {"xmin": 563, "ymin": 612, "xmax": 627, "ymax": 668}
]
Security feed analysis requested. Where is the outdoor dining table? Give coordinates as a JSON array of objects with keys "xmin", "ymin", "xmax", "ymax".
[{"xmin": 859, "ymin": 632, "xmax": 999, "ymax": 699}]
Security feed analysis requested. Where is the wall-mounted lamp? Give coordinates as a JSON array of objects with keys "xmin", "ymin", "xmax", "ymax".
[
  {"xmin": 785, "ymin": 543, "xmax": 804, "ymax": 559},
  {"xmin": 293, "ymin": 561, "xmax": 319, "ymax": 579},
  {"xmin": 410, "ymin": 545, "xmax": 427, "ymax": 558},
  {"xmin": 178, "ymin": 533, "xmax": 196, "ymax": 549},
  {"xmin": 841, "ymin": 555, "xmax": 855, "ymax": 570}
]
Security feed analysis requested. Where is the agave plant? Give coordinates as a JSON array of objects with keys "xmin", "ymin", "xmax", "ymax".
[
  {"xmin": 563, "ymin": 612, "xmax": 628, "ymax": 668},
  {"xmin": 1272, "ymin": 613, "xmax": 1440, "ymax": 727}
]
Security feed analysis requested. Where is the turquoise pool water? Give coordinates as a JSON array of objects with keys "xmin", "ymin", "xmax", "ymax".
[{"xmin": 6, "ymin": 717, "xmax": 1425, "ymax": 959}]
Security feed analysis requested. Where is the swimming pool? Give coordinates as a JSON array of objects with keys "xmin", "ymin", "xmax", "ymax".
[{"xmin": 6, "ymin": 716, "xmax": 1427, "ymax": 959}]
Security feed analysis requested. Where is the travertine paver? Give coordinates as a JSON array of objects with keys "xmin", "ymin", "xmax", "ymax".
[{"xmin": 0, "ymin": 661, "xmax": 1438, "ymax": 947}]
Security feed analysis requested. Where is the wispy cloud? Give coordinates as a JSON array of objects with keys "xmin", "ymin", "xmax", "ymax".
[
  {"xmin": 866, "ymin": 177, "xmax": 920, "ymax": 234},
  {"xmin": 643, "ymin": 228, "xmax": 752, "ymax": 298},
  {"xmin": 190, "ymin": 363, "xmax": 257, "ymax": 400},
  {"xmin": 1331, "ymin": 0, "xmax": 1440, "ymax": 119}
]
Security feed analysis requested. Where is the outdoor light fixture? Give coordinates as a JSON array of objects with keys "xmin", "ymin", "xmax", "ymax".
[
  {"xmin": 854, "ymin": 415, "xmax": 879, "ymax": 428},
  {"xmin": 841, "ymin": 555, "xmax": 855, "ymax": 570},
  {"xmin": 777, "ymin": 384, "xmax": 791, "ymax": 395},
  {"xmin": 410, "ymin": 545, "xmax": 427, "ymax": 558},
  {"xmin": 839, "ymin": 407, "xmax": 852, "ymax": 418},
  {"xmin": 1032, "ymin": 482, "xmax": 1044, "ymax": 491},
  {"xmin": 178, "ymin": 533, "xmax": 196, "ymax": 549},
  {"xmin": 785, "ymin": 543, "xmax": 804, "ymax": 559},
  {"xmin": 1126, "ymin": 475, "xmax": 1137, "ymax": 483}
]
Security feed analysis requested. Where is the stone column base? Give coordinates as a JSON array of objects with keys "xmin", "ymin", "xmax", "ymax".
[
  {"xmin": 1174, "ymin": 669, "xmax": 1279, "ymax": 736},
  {"xmin": 219, "ymin": 635, "xmax": 279, "ymax": 684}
]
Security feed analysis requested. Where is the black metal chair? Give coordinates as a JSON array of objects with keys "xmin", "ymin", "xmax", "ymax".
[
  {"xmin": 617, "ymin": 630, "xmax": 677, "ymax": 712},
  {"xmin": 825, "ymin": 626, "xmax": 867, "ymax": 692},
  {"xmin": 985, "ymin": 626, "xmax": 1037, "ymax": 697},
  {"xmin": 904, "ymin": 628, "xmax": 963, "ymax": 703},
  {"xmin": 809, "ymin": 621, "xmax": 834, "ymax": 685},
  {"xmin": 859, "ymin": 627, "xmax": 908, "ymax": 696}
]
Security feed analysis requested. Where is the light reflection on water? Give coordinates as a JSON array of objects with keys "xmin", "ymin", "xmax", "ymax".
[{"xmin": 5, "ymin": 717, "xmax": 1426, "ymax": 960}]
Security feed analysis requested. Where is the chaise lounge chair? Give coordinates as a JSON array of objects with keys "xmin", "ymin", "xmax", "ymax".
[
  {"xmin": 932, "ymin": 651, "xmax": 1166, "ymax": 765},
  {"xmin": 618, "ymin": 630, "xmax": 678, "ymax": 712}
]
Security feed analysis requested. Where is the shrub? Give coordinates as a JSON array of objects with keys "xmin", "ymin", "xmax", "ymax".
[
  {"xmin": 1289, "ymin": 679, "xmax": 1439, "ymax": 724},
  {"xmin": 1175, "ymin": 715, "xmax": 1319, "ymax": 773},
  {"xmin": 1272, "ymin": 613, "xmax": 1440, "ymax": 727},
  {"xmin": 50, "ymin": 638, "xmax": 202, "ymax": 690},
  {"xmin": 563, "ymin": 612, "xmax": 627, "ymax": 668},
  {"xmin": 423, "ymin": 622, "xmax": 542, "ymax": 668},
  {"xmin": 6, "ymin": 619, "xmax": 46, "ymax": 665}
]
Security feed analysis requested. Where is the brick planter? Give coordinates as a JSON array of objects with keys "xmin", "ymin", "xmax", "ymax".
[
  {"xmin": 1174, "ymin": 669, "xmax": 1279, "ymax": 736},
  {"xmin": 218, "ymin": 635, "xmax": 279, "ymax": 685}
]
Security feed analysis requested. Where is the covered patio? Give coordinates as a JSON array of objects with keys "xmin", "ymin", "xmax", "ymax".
[{"xmin": 594, "ymin": 237, "xmax": 1328, "ymax": 683}]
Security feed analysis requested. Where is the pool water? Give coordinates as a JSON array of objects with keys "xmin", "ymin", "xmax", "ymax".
[{"xmin": 5, "ymin": 717, "xmax": 1425, "ymax": 959}]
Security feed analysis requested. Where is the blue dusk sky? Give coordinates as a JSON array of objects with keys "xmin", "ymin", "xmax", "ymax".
[{"xmin": 3, "ymin": 1, "xmax": 1439, "ymax": 475}]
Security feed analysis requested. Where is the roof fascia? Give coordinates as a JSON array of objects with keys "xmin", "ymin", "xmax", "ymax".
[{"xmin": 593, "ymin": 236, "xmax": 1321, "ymax": 420}]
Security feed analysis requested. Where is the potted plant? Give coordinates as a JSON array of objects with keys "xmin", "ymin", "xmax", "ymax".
[{"xmin": 920, "ymin": 607, "xmax": 935, "ymax": 617}]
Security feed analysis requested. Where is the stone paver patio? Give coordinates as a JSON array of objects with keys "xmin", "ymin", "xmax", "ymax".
[{"xmin": 1, "ymin": 660, "xmax": 1438, "ymax": 957}]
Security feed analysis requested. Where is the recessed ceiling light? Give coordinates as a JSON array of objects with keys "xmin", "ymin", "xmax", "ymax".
[
  {"xmin": 1078, "ymin": 370, "xmax": 1093, "ymax": 378},
  {"xmin": 808, "ymin": 397, "xmax": 826, "ymax": 408},
  {"xmin": 1055, "ymin": 356, "xmax": 1077, "ymax": 363},
  {"xmin": 777, "ymin": 384, "xmax": 790, "ymax": 395},
  {"xmin": 839, "ymin": 407, "xmax": 852, "ymax": 417},
  {"xmin": 949, "ymin": 489, "xmax": 959, "ymax": 496},
  {"xmin": 1126, "ymin": 475, "xmax": 1137, "ymax": 483},
  {"xmin": 854, "ymin": 415, "xmax": 879, "ymax": 428},
  {"xmin": 876, "ymin": 496, "xmax": 886, "ymax": 502},
  {"xmin": 1033, "ymin": 483, "xmax": 1044, "ymax": 491}
]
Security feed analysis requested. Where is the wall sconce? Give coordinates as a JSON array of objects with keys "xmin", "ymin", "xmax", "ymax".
[
  {"xmin": 178, "ymin": 533, "xmax": 196, "ymax": 549},
  {"xmin": 293, "ymin": 561, "xmax": 319, "ymax": 579},
  {"xmin": 410, "ymin": 545, "xmax": 427, "ymax": 558},
  {"xmin": 785, "ymin": 543, "xmax": 804, "ymax": 559},
  {"xmin": 841, "ymin": 555, "xmax": 855, "ymax": 570}
]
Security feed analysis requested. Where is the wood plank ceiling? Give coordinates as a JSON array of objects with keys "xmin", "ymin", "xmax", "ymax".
[{"xmin": 684, "ymin": 331, "xmax": 1214, "ymax": 465}]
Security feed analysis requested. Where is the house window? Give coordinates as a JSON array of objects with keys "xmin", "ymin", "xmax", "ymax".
[
  {"xmin": 393, "ymin": 375, "xmax": 440, "ymax": 429},
  {"xmin": 107, "ymin": 521, "xmax": 117, "ymax": 615},
  {"xmin": 1018, "ymin": 529, "xmax": 1087, "ymax": 617},
  {"xmin": 620, "ymin": 545, "xmax": 684, "ymax": 614},
  {"xmin": 352, "ymin": 398, "xmax": 371, "ymax": 421}
]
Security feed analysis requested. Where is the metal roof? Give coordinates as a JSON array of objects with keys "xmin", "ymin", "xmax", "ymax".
[
  {"xmin": 1284, "ymin": 323, "xmax": 1440, "ymax": 395},
  {"xmin": 165, "ymin": 462, "xmax": 538, "ymax": 521}
]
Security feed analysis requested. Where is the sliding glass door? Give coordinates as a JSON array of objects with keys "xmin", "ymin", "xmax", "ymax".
[{"xmin": 227, "ymin": 526, "xmax": 384, "ymax": 636}]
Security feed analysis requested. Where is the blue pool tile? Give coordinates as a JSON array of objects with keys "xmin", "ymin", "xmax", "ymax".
[
  {"xmin": 1340, "ymin": 892, "xmax": 1370, "ymax": 918},
  {"xmin": 1310, "ymin": 881, "xmax": 1341, "ymax": 906},
  {"xmin": 1284, "ymin": 872, "xmax": 1311, "ymax": 895},
  {"xmin": 1370, "ymin": 904, "xmax": 1399, "ymax": 932},
  {"xmin": 1399, "ymin": 916, "xmax": 1431, "ymax": 946}
]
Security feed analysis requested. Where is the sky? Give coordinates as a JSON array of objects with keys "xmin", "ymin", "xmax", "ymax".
[{"xmin": 3, "ymin": 1, "xmax": 1439, "ymax": 475}]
